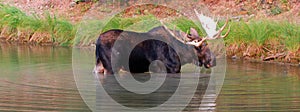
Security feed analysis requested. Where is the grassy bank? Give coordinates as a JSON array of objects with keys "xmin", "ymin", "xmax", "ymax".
[
  {"xmin": 0, "ymin": 4, "xmax": 299, "ymax": 64},
  {"xmin": 0, "ymin": 4, "xmax": 76, "ymax": 46},
  {"xmin": 226, "ymin": 20, "xmax": 300, "ymax": 63},
  {"xmin": 74, "ymin": 15, "xmax": 202, "ymax": 45}
]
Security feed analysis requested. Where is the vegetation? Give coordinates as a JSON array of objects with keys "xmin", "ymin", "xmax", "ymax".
[
  {"xmin": 0, "ymin": 4, "xmax": 75, "ymax": 46},
  {"xmin": 226, "ymin": 20, "xmax": 300, "ymax": 63},
  {"xmin": 74, "ymin": 15, "xmax": 203, "ymax": 45},
  {"xmin": 0, "ymin": 4, "xmax": 299, "ymax": 63}
]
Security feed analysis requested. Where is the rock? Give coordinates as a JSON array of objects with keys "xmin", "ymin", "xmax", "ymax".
[
  {"xmin": 69, "ymin": 2, "xmax": 77, "ymax": 7},
  {"xmin": 231, "ymin": 55, "xmax": 239, "ymax": 60}
]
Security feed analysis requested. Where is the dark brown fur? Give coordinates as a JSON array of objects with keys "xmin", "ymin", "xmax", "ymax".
[{"xmin": 95, "ymin": 26, "xmax": 216, "ymax": 74}]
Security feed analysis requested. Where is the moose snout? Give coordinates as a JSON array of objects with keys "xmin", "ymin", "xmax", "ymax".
[
  {"xmin": 210, "ymin": 54, "xmax": 217, "ymax": 67},
  {"xmin": 204, "ymin": 53, "xmax": 216, "ymax": 68}
]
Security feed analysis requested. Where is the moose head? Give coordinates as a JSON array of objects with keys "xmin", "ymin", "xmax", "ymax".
[{"xmin": 161, "ymin": 9, "xmax": 230, "ymax": 68}]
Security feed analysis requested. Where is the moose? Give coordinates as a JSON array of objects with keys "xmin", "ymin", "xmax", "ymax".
[{"xmin": 94, "ymin": 10, "xmax": 230, "ymax": 74}]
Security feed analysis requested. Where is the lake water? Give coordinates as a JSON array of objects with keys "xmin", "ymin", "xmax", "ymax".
[{"xmin": 0, "ymin": 43, "xmax": 299, "ymax": 111}]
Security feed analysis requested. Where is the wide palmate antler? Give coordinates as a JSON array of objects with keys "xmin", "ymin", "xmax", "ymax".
[
  {"xmin": 160, "ymin": 10, "xmax": 230, "ymax": 47},
  {"xmin": 192, "ymin": 9, "xmax": 231, "ymax": 46}
]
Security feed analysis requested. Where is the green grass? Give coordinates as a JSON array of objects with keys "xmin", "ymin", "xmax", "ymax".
[
  {"xmin": 225, "ymin": 20, "xmax": 300, "ymax": 51},
  {"xmin": 103, "ymin": 15, "xmax": 158, "ymax": 32},
  {"xmin": 104, "ymin": 15, "xmax": 202, "ymax": 33},
  {"xmin": 74, "ymin": 15, "xmax": 160, "ymax": 46},
  {"xmin": 0, "ymin": 4, "xmax": 75, "ymax": 46},
  {"xmin": 171, "ymin": 17, "xmax": 203, "ymax": 36},
  {"xmin": 226, "ymin": 20, "xmax": 276, "ymax": 46},
  {"xmin": 74, "ymin": 19, "xmax": 104, "ymax": 45},
  {"xmin": 0, "ymin": 4, "xmax": 27, "ymax": 38},
  {"xmin": 279, "ymin": 22, "xmax": 300, "ymax": 52},
  {"xmin": 0, "ymin": 4, "xmax": 299, "ymax": 57},
  {"xmin": 0, "ymin": 4, "xmax": 27, "ymax": 29},
  {"xmin": 73, "ymin": 15, "xmax": 201, "ymax": 46}
]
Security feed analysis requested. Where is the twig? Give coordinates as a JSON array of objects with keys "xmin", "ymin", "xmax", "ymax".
[
  {"xmin": 262, "ymin": 46, "xmax": 272, "ymax": 53},
  {"xmin": 263, "ymin": 52, "xmax": 286, "ymax": 61}
]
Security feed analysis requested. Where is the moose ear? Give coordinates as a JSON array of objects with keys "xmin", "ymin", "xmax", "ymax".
[{"xmin": 190, "ymin": 28, "xmax": 199, "ymax": 38}]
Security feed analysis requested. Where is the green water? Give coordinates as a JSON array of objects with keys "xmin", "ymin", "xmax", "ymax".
[
  {"xmin": 217, "ymin": 60, "xmax": 300, "ymax": 111},
  {"xmin": 0, "ymin": 43, "xmax": 299, "ymax": 111},
  {"xmin": 0, "ymin": 43, "xmax": 89, "ymax": 111}
]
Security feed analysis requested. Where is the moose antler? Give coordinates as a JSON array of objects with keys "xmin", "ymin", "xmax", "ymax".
[
  {"xmin": 193, "ymin": 9, "xmax": 231, "ymax": 46},
  {"xmin": 160, "ymin": 10, "xmax": 230, "ymax": 47},
  {"xmin": 160, "ymin": 20, "xmax": 188, "ymax": 44},
  {"xmin": 194, "ymin": 9, "xmax": 230, "ymax": 39}
]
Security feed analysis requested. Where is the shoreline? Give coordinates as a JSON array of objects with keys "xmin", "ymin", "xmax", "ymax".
[
  {"xmin": 233, "ymin": 57, "xmax": 300, "ymax": 67},
  {"xmin": 0, "ymin": 2, "xmax": 299, "ymax": 65},
  {"xmin": 1, "ymin": 40, "xmax": 299, "ymax": 67}
]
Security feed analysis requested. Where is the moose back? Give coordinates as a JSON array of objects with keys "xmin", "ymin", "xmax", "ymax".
[{"xmin": 94, "ymin": 26, "xmax": 217, "ymax": 74}]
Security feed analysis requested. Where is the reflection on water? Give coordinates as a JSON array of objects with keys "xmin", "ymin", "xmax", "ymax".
[
  {"xmin": 99, "ymin": 73, "xmax": 180, "ymax": 109},
  {"xmin": 0, "ymin": 42, "xmax": 300, "ymax": 111},
  {"xmin": 93, "ymin": 73, "xmax": 211, "ymax": 111},
  {"xmin": 73, "ymin": 47, "xmax": 214, "ymax": 112},
  {"xmin": 217, "ymin": 60, "xmax": 300, "ymax": 111},
  {"xmin": 0, "ymin": 43, "xmax": 90, "ymax": 111}
]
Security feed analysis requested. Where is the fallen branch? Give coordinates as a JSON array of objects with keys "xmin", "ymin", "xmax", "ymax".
[
  {"xmin": 262, "ymin": 46, "xmax": 272, "ymax": 53},
  {"xmin": 263, "ymin": 52, "xmax": 286, "ymax": 61}
]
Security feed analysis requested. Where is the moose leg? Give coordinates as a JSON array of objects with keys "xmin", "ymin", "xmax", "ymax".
[
  {"xmin": 96, "ymin": 44, "xmax": 114, "ymax": 75},
  {"xmin": 94, "ymin": 61, "xmax": 105, "ymax": 74},
  {"xmin": 165, "ymin": 62, "xmax": 181, "ymax": 73},
  {"xmin": 164, "ymin": 48, "xmax": 181, "ymax": 73},
  {"xmin": 156, "ymin": 55, "xmax": 180, "ymax": 73},
  {"xmin": 99, "ymin": 55, "xmax": 114, "ymax": 75}
]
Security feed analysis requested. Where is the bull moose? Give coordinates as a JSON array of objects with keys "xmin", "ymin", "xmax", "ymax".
[{"xmin": 94, "ymin": 10, "xmax": 230, "ymax": 74}]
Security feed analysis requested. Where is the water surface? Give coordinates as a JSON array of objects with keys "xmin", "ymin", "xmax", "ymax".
[{"xmin": 0, "ymin": 43, "xmax": 299, "ymax": 111}]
